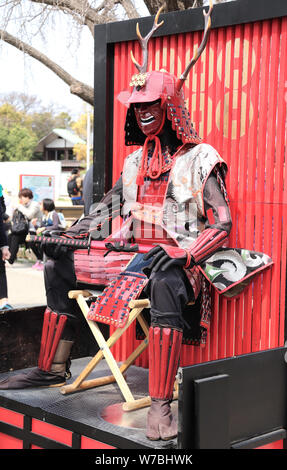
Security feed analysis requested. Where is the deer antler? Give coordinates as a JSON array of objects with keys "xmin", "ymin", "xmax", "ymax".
[
  {"xmin": 130, "ymin": 6, "xmax": 164, "ymax": 74},
  {"xmin": 176, "ymin": 0, "xmax": 213, "ymax": 91}
]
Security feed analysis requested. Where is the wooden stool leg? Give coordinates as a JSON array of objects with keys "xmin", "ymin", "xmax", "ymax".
[
  {"xmin": 62, "ymin": 294, "xmax": 135, "ymax": 402},
  {"xmin": 122, "ymin": 389, "xmax": 178, "ymax": 412},
  {"xmin": 61, "ymin": 299, "xmax": 145, "ymax": 390},
  {"xmin": 61, "ymin": 295, "xmax": 150, "ymax": 407},
  {"xmin": 63, "ymin": 289, "xmax": 179, "ymax": 411},
  {"xmin": 61, "ymin": 324, "xmax": 149, "ymax": 396}
]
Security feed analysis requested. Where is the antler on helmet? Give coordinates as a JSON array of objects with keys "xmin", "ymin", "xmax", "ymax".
[
  {"xmin": 130, "ymin": 6, "xmax": 164, "ymax": 75},
  {"xmin": 176, "ymin": 0, "xmax": 213, "ymax": 91},
  {"xmin": 129, "ymin": 2, "xmax": 213, "ymax": 89}
]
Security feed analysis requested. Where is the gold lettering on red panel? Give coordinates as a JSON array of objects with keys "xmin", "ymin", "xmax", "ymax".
[{"xmin": 216, "ymin": 38, "xmax": 256, "ymax": 139}]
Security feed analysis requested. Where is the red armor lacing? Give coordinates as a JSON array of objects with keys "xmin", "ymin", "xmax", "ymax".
[{"xmin": 136, "ymin": 112, "xmax": 167, "ymax": 185}]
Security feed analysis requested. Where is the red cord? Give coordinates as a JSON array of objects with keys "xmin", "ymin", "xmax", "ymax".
[{"xmin": 136, "ymin": 112, "xmax": 166, "ymax": 185}]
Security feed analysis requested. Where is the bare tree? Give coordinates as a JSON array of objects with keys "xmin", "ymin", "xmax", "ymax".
[
  {"xmin": 0, "ymin": 0, "xmax": 137, "ymax": 106},
  {"xmin": 0, "ymin": 91, "xmax": 42, "ymax": 114},
  {"xmin": 0, "ymin": 1, "xmax": 230, "ymax": 106}
]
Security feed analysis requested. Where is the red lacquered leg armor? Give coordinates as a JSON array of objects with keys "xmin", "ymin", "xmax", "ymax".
[
  {"xmin": 148, "ymin": 326, "xmax": 182, "ymax": 399},
  {"xmin": 38, "ymin": 308, "xmax": 68, "ymax": 372},
  {"xmin": 147, "ymin": 326, "xmax": 182, "ymax": 441},
  {"xmin": 0, "ymin": 308, "xmax": 71, "ymax": 389}
]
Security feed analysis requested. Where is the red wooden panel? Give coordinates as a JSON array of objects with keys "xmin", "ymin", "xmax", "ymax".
[
  {"xmin": 111, "ymin": 16, "xmax": 287, "ymax": 368},
  {"xmin": 31, "ymin": 419, "xmax": 72, "ymax": 447},
  {"xmin": 81, "ymin": 436, "xmax": 115, "ymax": 449},
  {"xmin": 0, "ymin": 433, "xmax": 23, "ymax": 449},
  {"xmin": 0, "ymin": 407, "xmax": 24, "ymax": 428},
  {"xmin": 257, "ymin": 440, "xmax": 283, "ymax": 449}
]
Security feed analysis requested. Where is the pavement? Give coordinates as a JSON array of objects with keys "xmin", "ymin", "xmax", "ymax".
[{"xmin": 4, "ymin": 255, "xmax": 46, "ymax": 308}]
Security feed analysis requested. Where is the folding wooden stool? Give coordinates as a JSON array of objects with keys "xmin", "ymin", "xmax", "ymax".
[
  {"xmin": 60, "ymin": 246, "xmax": 179, "ymax": 411},
  {"xmin": 60, "ymin": 289, "xmax": 153, "ymax": 411}
]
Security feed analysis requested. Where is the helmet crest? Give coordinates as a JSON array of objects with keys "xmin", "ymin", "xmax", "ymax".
[
  {"xmin": 131, "ymin": 7, "xmax": 164, "ymax": 73},
  {"xmin": 118, "ymin": 1, "xmax": 213, "ymax": 146},
  {"xmin": 129, "ymin": 1, "xmax": 213, "ymax": 93}
]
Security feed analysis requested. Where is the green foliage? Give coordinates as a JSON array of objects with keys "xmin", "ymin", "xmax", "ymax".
[
  {"xmin": 0, "ymin": 103, "xmax": 28, "ymax": 128},
  {"xmin": 0, "ymin": 93, "xmax": 74, "ymax": 161},
  {"xmin": 0, "ymin": 124, "xmax": 37, "ymax": 161},
  {"xmin": 0, "ymin": 103, "xmax": 37, "ymax": 161}
]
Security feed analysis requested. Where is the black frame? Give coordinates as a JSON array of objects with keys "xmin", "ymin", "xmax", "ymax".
[
  {"xmin": 0, "ymin": 396, "xmax": 149, "ymax": 449},
  {"xmin": 178, "ymin": 347, "xmax": 287, "ymax": 449},
  {"xmin": 93, "ymin": 0, "xmax": 287, "ymax": 201},
  {"xmin": 3, "ymin": 1, "xmax": 285, "ymax": 452}
]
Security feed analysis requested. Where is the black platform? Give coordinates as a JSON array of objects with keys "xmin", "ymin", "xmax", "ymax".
[{"xmin": 0, "ymin": 357, "xmax": 177, "ymax": 450}]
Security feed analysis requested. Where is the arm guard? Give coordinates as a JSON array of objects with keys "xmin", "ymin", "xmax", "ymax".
[
  {"xmin": 157, "ymin": 170, "xmax": 231, "ymax": 268},
  {"xmin": 185, "ymin": 227, "xmax": 228, "ymax": 266},
  {"xmin": 184, "ymin": 170, "xmax": 231, "ymax": 266},
  {"xmin": 157, "ymin": 227, "xmax": 228, "ymax": 269}
]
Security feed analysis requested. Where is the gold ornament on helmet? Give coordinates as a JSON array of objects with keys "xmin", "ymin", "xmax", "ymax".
[{"xmin": 129, "ymin": 73, "xmax": 148, "ymax": 87}]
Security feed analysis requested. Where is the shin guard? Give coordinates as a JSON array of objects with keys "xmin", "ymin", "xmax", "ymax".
[
  {"xmin": 148, "ymin": 326, "xmax": 182, "ymax": 400},
  {"xmin": 38, "ymin": 308, "xmax": 67, "ymax": 372}
]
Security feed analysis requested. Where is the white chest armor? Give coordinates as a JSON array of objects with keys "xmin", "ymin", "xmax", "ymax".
[{"xmin": 121, "ymin": 143, "xmax": 227, "ymax": 249}]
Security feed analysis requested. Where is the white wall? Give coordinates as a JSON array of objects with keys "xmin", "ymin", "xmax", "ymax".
[
  {"xmin": 60, "ymin": 171, "xmax": 71, "ymax": 197},
  {"xmin": 0, "ymin": 161, "xmax": 63, "ymax": 212}
]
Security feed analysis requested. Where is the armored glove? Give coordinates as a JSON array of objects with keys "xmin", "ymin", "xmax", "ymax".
[
  {"xmin": 143, "ymin": 245, "xmax": 194, "ymax": 275},
  {"xmin": 104, "ymin": 241, "xmax": 139, "ymax": 257}
]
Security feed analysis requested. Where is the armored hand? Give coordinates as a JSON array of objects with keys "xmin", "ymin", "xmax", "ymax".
[{"xmin": 143, "ymin": 245, "xmax": 194, "ymax": 275}]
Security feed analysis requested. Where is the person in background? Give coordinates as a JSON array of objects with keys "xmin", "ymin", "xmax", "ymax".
[
  {"xmin": 8, "ymin": 188, "xmax": 42, "ymax": 265},
  {"xmin": 67, "ymin": 169, "xmax": 83, "ymax": 205},
  {"xmin": 0, "ymin": 184, "xmax": 12, "ymax": 310},
  {"xmin": 30, "ymin": 198, "xmax": 66, "ymax": 270},
  {"xmin": 2, "ymin": 213, "xmax": 12, "ymax": 234},
  {"xmin": 82, "ymin": 164, "xmax": 94, "ymax": 215}
]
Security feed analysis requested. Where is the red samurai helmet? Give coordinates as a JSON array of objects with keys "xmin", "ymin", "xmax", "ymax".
[{"xmin": 117, "ymin": 2, "xmax": 213, "ymax": 147}]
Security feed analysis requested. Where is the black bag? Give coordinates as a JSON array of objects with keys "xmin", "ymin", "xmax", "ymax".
[
  {"xmin": 11, "ymin": 209, "xmax": 29, "ymax": 235},
  {"xmin": 67, "ymin": 178, "xmax": 78, "ymax": 196}
]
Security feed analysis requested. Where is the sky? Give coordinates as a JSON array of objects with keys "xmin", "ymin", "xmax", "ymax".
[
  {"xmin": 0, "ymin": 2, "xmax": 235, "ymax": 120},
  {"xmin": 0, "ymin": 0, "xmax": 149, "ymax": 120}
]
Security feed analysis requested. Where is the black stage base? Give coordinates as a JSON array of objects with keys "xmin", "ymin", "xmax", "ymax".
[
  {"xmin": 2, "ymin": 348, "xmax": 286, "ymax": 451},
  {"xmin": 0, "ymin": 357, "xmax": 177, "ymax": 450}
]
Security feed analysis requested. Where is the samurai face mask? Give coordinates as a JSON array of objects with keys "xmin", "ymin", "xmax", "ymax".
[{"xmin": 134, "ymin": 99, "xmax": 165, "ymax": 137}]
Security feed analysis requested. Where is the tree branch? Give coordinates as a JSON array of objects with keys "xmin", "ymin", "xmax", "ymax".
[
  {"xmin": 29, "ymin": 0, "xmax": 139, "ymax": 29},
  {"xmin": 0, "ymin": 29, "xmax": 94, "ymax": 105}
]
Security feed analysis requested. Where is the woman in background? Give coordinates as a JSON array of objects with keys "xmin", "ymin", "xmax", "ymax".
[
  {"xmin": 30, "ymin": 198, "xmax": 65, "ymax": 270},
  {"xmin": 0, "ymin": 184, "xmax": 12, "ymax": 310},
  {"xmin": 8, "ymin": 188, "xmax": 42, "ymax": 265}
]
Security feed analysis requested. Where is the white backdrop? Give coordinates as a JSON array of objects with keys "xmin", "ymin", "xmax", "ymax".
[{"xmin": 0, "ymin": 160, "xmax": 63, "ymax": 214}]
